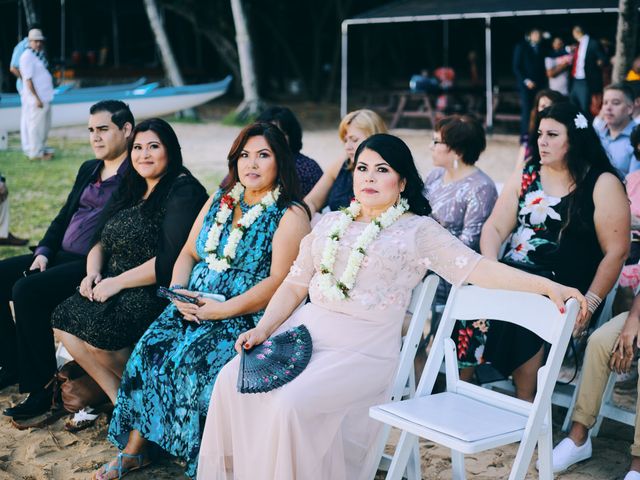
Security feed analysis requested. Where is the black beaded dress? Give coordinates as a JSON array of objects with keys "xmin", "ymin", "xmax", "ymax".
[{"xmin": 51, "ymin": 175, "xmax": 207, "ymax": 351}]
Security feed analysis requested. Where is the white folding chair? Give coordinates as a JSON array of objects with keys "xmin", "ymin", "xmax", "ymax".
[
  {"xmin": 560, "ymin": 278, "xmax": 636, "ymax": 434},
  {"xmin": 481, "ymin": 281, "xmax": 620, "ymax": 429},
  {"xmin": 558, "ymin": 281, "xmax": 621, "ymax": 432},
  {"xmin": 367, "ymin": 274, "xmax": 439, "ymax": 480},
  {"xmin": 370, "ymin": 285, "xmax": 579, "ymax": 480}
]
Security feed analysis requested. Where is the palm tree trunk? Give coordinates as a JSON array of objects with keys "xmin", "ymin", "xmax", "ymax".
[
  {"xmin": 21, "ymin": 0, "xmax": 38, "ymax": 28},
  {"xmin": 142, "ymin": 0, "xmax": 195, "ymax": 118},
  {"xmin": 143, "ymin": 0, "xmax": 184, "ymax": 86},
  {"xmin": 612, "ymin": 0, "xmax": 639, "ymax": 83},
  {"xmin": 230, "ymin": 0, "xmax": 261, "ymax": 118}
]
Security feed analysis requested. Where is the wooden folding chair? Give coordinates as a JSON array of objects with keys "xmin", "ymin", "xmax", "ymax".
[
  {"xmin": 370, "ymin": 285, "xmax": 579, "ymax": 480},
  {"xmin": 368, "ymin": 274, "xmax": 439, "ymax": 480}
]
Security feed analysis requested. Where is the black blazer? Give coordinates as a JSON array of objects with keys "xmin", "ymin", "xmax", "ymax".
[
  {"xmin": 512, "ymin": 41, "xmax": 547, "ymax": 90},
  {"xmin": 153, "ymin": 174, "xmax": 208, "ymax": 286},
  {"xmin": 583, "ymin": 37, "xmax": 608, "ymax": 93},
  {"xmin": 36, "ymin": 159, "xmax": 103, "ymax": 257}
]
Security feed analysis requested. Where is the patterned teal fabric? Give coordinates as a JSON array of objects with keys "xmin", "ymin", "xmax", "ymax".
[{"xmin": 108, "ymin": 188, "xmax": 287, "ymax": 478}]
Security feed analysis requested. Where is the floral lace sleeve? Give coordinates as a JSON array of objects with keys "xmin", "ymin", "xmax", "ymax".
[
  {"xmin": 283, "ymin": 231, "xmax": 316, "ymax": 288},
  {"xmin": 416, "ymin": 216, "xmax": 482, "ymax": 287}
]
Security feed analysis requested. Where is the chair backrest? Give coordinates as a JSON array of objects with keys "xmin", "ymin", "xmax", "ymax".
[
  {"xmin": 415, "ymin": 285, "xmax": 579, "ymax": 479},
  {"xmin": 388, "ymin": 274, "xmax": 440, "ymax": 402},
  {"xmin": 416, "ymin": 285, "xmax": 579, "ymax": 416},
  {"xmin": 366, "ymin": 274, "xmax": 439, "ymax": 479}
]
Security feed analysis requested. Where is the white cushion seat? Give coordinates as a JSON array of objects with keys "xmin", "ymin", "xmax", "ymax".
[{"xmin": 376, "ymin": 392, "xmax": 528, "ymax": 444}]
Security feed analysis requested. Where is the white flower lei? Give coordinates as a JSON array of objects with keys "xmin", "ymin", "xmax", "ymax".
[
  {"xmin": 319, "ymin": 198, "xmax": 409, "ymax": 300},
  {"xmin": 204, "ymin": 183, "xmax": 280, "ymax": 271}
]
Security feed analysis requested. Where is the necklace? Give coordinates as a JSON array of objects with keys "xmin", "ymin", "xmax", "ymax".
[
  {"xmin": 318, "ymin": 198, "xmax": 409, "ymax": 300},
  {"xmin": 205, "ymin": 183, "xmax": 280, "ymax": 271}
]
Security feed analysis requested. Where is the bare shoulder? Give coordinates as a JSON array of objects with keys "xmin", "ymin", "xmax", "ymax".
[
  {"xmin": 279, "ymin": 204, "xmax": 311, "ymax": 233},
  {"xmin": 593, "ymin": 171, "xmax": 626, "ymax": 198}
]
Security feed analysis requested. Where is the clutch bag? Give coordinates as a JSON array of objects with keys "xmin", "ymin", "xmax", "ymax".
[{"xmin": 237, "ymin": 324, "xmax": 312, "ymax": 394}]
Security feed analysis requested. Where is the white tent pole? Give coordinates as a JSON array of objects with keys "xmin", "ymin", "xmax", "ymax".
[
  {"xmin": 485, "ymin": 16, "xmax": 493, "ymax": 133},
  {"xmin": 340, "ymin": 21, "xmax": 349, "ymax": 118}
]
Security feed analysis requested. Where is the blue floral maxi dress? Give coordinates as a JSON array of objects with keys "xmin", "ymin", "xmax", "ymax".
[{"xmin": 108, "ymin": 190, "xmax": 287, "ymax": 478}]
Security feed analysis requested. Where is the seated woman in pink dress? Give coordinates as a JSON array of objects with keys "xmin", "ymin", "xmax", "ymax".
[{"xmin": 197, "ymin": 133, "xmax": 587, "ymax": 480}]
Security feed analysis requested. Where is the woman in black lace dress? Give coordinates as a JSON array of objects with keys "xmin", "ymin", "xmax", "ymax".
[{"xmin": 52, "ymin": 118, "xmax": 207, "ymax": 407}]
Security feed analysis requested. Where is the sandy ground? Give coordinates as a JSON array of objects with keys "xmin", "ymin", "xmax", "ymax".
[{"xmin": 0, "ymin": 121, "xmax": 636, "ymax": 479}]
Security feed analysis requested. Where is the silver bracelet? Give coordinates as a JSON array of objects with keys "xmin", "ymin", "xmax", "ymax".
[{"xmin": 585, "ymin": 290, "xmax": 602, "ymax": 314}]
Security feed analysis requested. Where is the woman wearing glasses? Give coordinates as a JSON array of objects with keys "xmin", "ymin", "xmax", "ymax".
[{"xmin": 423, "ymin": 115, "xmax": 498, "ymax": 374}]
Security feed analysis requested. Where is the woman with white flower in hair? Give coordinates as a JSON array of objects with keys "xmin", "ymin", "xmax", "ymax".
[
  {"xmin": 197, "ymin": 133, "xmax": 588, "ymax": 480},
  {"xmin": 481, "ymin": 101, "xmax": 630, "ymax": 401},
  {"xmin": 95, "ymin": 122, "xmax": 310, "ymax": 480}
]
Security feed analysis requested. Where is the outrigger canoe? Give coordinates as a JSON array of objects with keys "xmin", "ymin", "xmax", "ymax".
[
  {"xmin": 0, "ymin": 76, "xmax": 232, "ymax": 132},
  {"xmin": 0, "ymin": 77, "xmax": 150, "ymax": 103}
]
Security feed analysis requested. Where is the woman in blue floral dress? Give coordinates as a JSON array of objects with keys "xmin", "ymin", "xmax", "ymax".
[
  {"xmin": 481, "ymin": 102, "xmax": 630, "ymax": 401},
  {"xmin": 93, "ymin": 123, "xmax": 310, "ymax": 480}
]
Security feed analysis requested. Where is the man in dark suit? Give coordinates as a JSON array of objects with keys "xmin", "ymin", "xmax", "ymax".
[
  {"xmin": 0, "ymin": 100, "xmax": 134, "ymax": 420},
  {"xmin": 513, "ymin": 28, "xmax": 548, "ymax": 139},
  {"xmin": 570, "ymin": 25, "xmax": 609, "ymax": 117}
]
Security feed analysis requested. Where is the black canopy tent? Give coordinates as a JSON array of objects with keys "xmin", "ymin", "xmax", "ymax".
[{"xmin": 340, "ymin": 0, "xmax": 619, "ymax": 129}]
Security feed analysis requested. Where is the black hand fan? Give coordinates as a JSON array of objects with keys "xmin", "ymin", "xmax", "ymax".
[{"xmin": 237, "ymin": 324, "xmax": 312, "ymax": 394}]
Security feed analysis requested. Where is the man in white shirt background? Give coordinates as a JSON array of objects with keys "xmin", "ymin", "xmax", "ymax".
[
  {"xmin": 19, "ymin": 29, "xmax": 54, "ymax": 160},
  {"xmin": 9, "ymin": 26, "xmax": 48, "ymax": 156}
]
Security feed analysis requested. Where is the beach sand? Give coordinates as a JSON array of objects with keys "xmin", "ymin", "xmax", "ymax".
[{"xmin": 0, "ymin": 120, "xmax": 635, "ymax": 479}]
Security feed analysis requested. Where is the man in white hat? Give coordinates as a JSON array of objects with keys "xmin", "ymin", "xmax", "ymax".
[
  {"xmin": 19, "ymin": 29, "xmax": 54, "ymax": 160},
  {"xmin": 9, "ymin": 26, "xmax": 48, "ymax": 155}
]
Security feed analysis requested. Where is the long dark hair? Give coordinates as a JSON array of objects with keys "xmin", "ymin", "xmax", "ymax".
[
  {"xmin": 257, "ymin": 106, "xmax": 303, "ymax": 155},
  {"xmin": 354, "ymin": 133, "xmax": 431, "ymax": 216},
  {"xmin": 530, "ymin": 102, "xmax": 620, "ymax": 230},
  {"xmin": 221, "ymin": 122, "xmax": 310, "ymax": 217},
  {"xmin": 112, "ymin": 117, "xmax": 192, "ymax": 216}
]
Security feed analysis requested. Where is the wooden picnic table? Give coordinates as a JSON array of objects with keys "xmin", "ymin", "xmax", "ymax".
[
  {"xmin": 389, "ymin": 91, "xmax": 437, "ymax": 129},
  {"xmin": 388, "ymin": 88, "xmax": 520, "ymax": 129}
]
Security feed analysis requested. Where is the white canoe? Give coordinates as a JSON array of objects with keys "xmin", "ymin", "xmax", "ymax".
[{"xmin": 0, "ymin": 76, "xmax": 232, "ymax": 132}]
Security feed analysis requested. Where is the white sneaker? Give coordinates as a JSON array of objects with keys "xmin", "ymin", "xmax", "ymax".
[
  {"xmin": 548, "ymin": 437, "xmax": 592, "ymax": 473},
  {"xmin": 624, "ymin": 471, "xmax": 640, "ymax": 480}
]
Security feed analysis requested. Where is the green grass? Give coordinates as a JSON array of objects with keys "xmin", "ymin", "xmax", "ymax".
[
  {"xmin": 0, "ymin": 133, "xmax": 223, "ymax": 262},
  {"xmin": 0, "ymin": 135, "xmax": 94, "ymax": 260}
]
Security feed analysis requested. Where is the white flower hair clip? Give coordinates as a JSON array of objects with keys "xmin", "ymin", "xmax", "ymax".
[{"xmin": 574, "ymin": 113, "xmax": 588, "ymax": 129}]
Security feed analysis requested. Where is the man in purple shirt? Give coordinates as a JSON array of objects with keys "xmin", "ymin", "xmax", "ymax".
[{"xmin": 0, "ymin": 100, "xmax": 134, "ymax": 420}]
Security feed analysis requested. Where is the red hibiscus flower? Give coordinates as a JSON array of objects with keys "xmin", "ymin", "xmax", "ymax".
[
  {"xmin": 520, "ymin": 171, "xmax": 538, "ymax": 197},
  {"xmin": 221, "ymin": 195, "xmax": 235, "ymax": 209}
]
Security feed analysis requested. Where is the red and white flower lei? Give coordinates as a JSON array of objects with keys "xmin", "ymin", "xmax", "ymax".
[{"xmin": 205, "ymin": 183, "xmax": 280, "ymax": 271}]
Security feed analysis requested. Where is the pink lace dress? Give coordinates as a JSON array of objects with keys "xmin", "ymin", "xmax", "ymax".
[{"xmin": 197, "ymin": 212, "xmax": 482, "ymax": 480}]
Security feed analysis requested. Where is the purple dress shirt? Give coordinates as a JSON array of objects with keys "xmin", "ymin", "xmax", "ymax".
[{"xmin": 36, "ymin": 160, "xmax": 128, "ymax": 258}]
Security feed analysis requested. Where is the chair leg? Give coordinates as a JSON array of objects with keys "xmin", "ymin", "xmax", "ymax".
[
  {"xmin": 406, "ymin": 436, "xmax": 421, "ymax": 480},
  {"xmin": 561, "ymin": 376, "xmax": 580, "ymax": 433},
  {"xmin": 451, "ymin": 450, "xmax": 466, "ymax": 480},
  {"xmin": 386, "ymin": 431, "xmax": 418, "ymax": 480},
  {"xmin": 537, "ymin": 420, "xmax": 553, "ymax": 480},
  {"xmin": 591, "ymin": 372, "xmax": 616, "ymax": 437}
]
